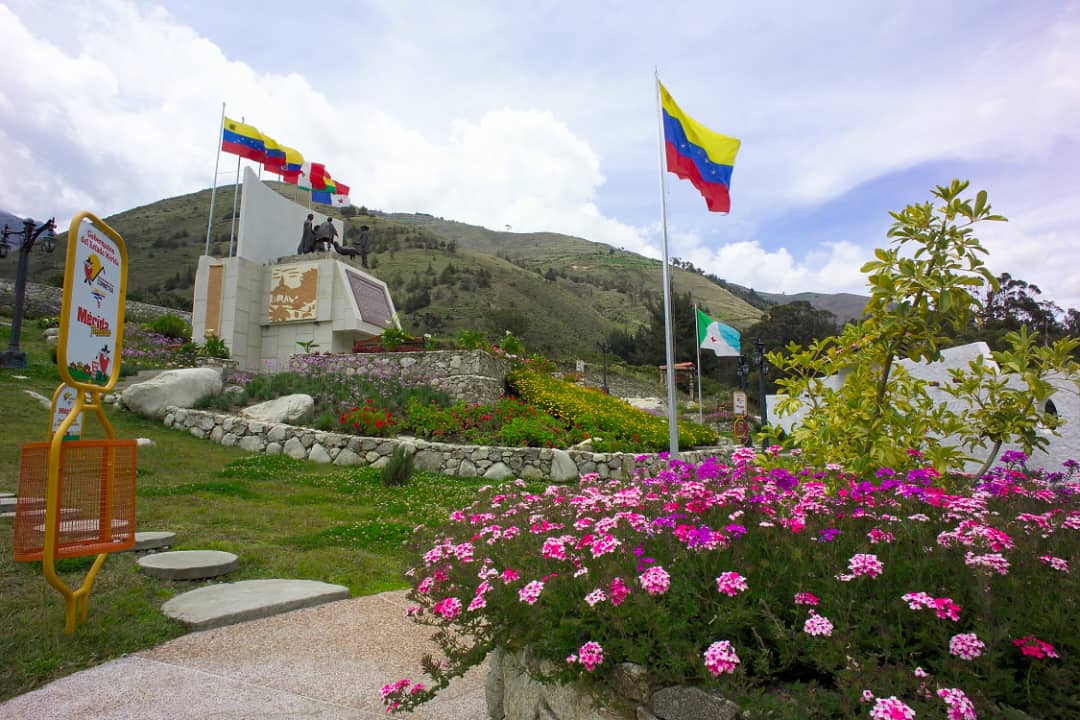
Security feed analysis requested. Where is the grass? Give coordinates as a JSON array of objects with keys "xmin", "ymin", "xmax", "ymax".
[{"xmin": 0, "ymin": 319, "xmax": 502, "ymax": 702}]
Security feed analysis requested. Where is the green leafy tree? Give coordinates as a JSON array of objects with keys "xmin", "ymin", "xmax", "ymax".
[
  {"xmin": 744, "ymin": 301, "xmax": 838, "ymax": 392},
  {"xmin": 769, "ymin": 180, "xmax": 1079, "ymax": 475}
]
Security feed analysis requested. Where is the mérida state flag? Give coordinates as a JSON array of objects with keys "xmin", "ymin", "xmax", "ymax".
[{"xmin": 697, "ymin": 308, "xmax": 741, "ymax": 357}]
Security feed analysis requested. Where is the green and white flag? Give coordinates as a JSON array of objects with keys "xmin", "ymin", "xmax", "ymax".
[{"xmin": 697, "ymin": 308, "xmax": 741, "ymax": 357}]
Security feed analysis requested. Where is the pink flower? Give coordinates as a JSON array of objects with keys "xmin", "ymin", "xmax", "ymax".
[
  {"xmin": 703, "ymin": 640, "xmax": 740, "ymax": 676},
  {"xmin": 577, "ymin": 641, "xmax": 604, "ymax": 671},
  {"xmin": 848, "ymin": 553, "xmax": 884, "ymax": 578},
  {"xmin": 432, "ymin": 596, "xmax": 461, "ymax": 620},
  {"xmin": 868, "ymin": 527, "xmax": 895, "ymax": 544},
  {"xmin": 584, "ymin": 588, "xmax": 607, "ymax": 607},
  {"xmin": 638, "ymin": 566, "xmax": 671, "ymax": 596},
  {"xmin": 716, "ymin": 571, "xmax": 749, "ymax": 597},
  {"xmin": 964, "ymin": 552, "xmax": 1010, "ymax": 575},
  {"xmin": 1039, "ymin": 555, "xmax": 1069, "ymax": 572},
  {"xmin": 467, "ymin": 595, "xmax": 487, "ymax": 612},
  {"xmin": 794, "ymin": 592, "xmax": 820, "ymax": 606},
  {"xmin": 1013, "ymin": 635, "xmax": 1058, "ymax": 659},
  {"xmin": 590, "ymin": 534, "xmax": 621, "ymax": 558},
  {"xmin": 609, "ymin": 577, "xmax": 630, "ymax": 606},
  {"xmin": 501, "ymin": 568, "xmax": 521, "ymax": 583},
  {"xmin": 518, "ymin": 580, "xmax": 544, "ymax": 605},
  {"xmin": 949, "ymin": 633, "xmax": 985, "ymax": 660},
  {"xmin": 861, "ymin": 690, "xmax": 875, "ymax": 703},
  {"xmin": 937, "ymin": 687, "xmax": 977, "ymax": 720},
  {"xmin": 541, "ymin": 536, "xmax": 568, "ymax": 560},
  {"xmin": 902, "ymin": 592, "xmax": 934, "ymax": 610},
  {"xmin": 933, "ymin": 597, "xmax": 962, "ymax": 622},
  {"xmin": 870, "ymin": 696, "xmax": 916, "ymax": 720},
  {"xmin": 803, "ymin": 611, "xmax": 834, "ymax": 637}
]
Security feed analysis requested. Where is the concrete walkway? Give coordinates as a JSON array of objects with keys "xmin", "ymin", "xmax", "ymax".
[{"xmin": 0, "ymin": 589, "xmax": 489, "ymax": 720}]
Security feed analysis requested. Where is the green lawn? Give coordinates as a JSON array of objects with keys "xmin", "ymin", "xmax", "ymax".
[{"xmin": 0, "ymin": 320, "xmax": 494, "ymax": 702}]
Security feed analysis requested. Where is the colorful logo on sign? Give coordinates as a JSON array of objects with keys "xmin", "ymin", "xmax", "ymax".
[{"xmin": 83, "ymin": 253, "xmax": 104, "ymax": 285}]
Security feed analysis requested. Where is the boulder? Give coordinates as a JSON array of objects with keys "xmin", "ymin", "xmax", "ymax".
[
  {"xmin": 549, "ymin": 449, "xmax": 580, "ymax": 483},
  {"xmin": 240, "ymin": 394, "xmax": 314, "ymax": 424},
  {"xmin": 120, "ymin": 368, "xmax": 222, "ymax": 419}
]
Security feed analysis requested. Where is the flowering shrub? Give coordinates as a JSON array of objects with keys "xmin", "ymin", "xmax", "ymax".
[
  {"xmin": 339, "ymin": 400, "xmax": 397, "ymax": 437},
  {"xmin": 509, "ymin": 367, "xmax": 717, "ymax": 451},
  {"xmin": 384, "ymin": 453, "xmax": 1079, "ymax": 718},
  {"xmin": 406, "ymin": 397, "xmax": 586, "ymax": 448}
]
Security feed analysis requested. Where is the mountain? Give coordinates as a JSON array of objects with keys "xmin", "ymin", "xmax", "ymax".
[
  {"xmin": 0, "ymin": 186, "xmax": 764, "ymax": 359},
  {"xmin": 758, "ymin": 291, "xmax": 869, "ymax": 324}
]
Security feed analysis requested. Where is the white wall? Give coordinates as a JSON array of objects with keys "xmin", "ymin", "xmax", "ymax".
[
  {"xmin": 768, "ymin": 342, "xmax": 1079, "ymax": 472},
  {"xmin": 235, "ymin": 168, "xmax": 341, "ymax": 265}
]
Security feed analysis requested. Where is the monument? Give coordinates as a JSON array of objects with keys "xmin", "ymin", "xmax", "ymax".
[{"xmin": 191, "ymin": 168, "xmax": 398, "ymax": 371}]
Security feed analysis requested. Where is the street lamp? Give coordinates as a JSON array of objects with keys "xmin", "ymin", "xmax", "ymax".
[
  {"xmin": 1, "ymin": 217, "xmax": 57, "ymax": 369},
  {"xmin": 597, "ymin": 341, "xmax": 610, "ymax": 394},
  {"xmin": 751, "ymin": 338, "xmax": 768, "ymax": 452}
]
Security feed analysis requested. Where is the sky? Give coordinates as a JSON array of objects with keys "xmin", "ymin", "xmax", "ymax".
[{"xmin": 2, "ymin": 1, "xmax": 1079, "ymax": 310}]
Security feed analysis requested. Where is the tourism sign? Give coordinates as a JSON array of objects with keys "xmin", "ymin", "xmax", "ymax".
[
  {"xmin": 57, "ymin": 213, "xmax": 127, "ymax": 392},
  {"xmin": 733, "ymin": 390, "xmax": 748, "ymax": 416},
  {"xmin": 49, "ymin": 384, "xmax": 83, "ymax": 441}
]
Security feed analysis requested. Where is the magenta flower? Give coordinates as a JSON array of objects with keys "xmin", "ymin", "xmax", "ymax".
[
  {"xmin": 432, "ymin": 596, "xmax": 461, "ymax": 620},
  {"xmin": 590, "ymin": 534, "xmax": 621, "ymax": 558},
  {"xmin": 1013, "ymin": 635, "xmax": 1058, "ymax": 659},
  {"xmin": 577, "ymin": 641, "xmax": 604, "ymax": 671},
  {"xmin": 848, "ymin": 553, "xmax": 884, "ymax": 578},
  {"xmin": 638, "ymin": 565, "xmax": 671, "ymax": 596},
  {"xmin": 609, "ymin": 577, "xmax": 630, "ymax": 606},
  {"xmin": 703, "ymin": 640, "xmax": 740, "ymax": 676},
  {"xmin": 949, "ymin": 633, "xmax": 985, "ymax": 660},
  {"xmin": 1039, "ymin": 554, "xmax": 1069, "ymax": 572},
  {"xmin": 518, "ymin": 580, "xmax": 544, "ymax": 605},
  {"xmin": 715, "ymin": 571, "xmax": 749, "ymax": 597},
  {"xmin": 467, "ymin": 595, "xmax": 487, "ymax": 612},
  {"xmin": 937, "ymin": 687, "xmax": 977, "ymax": 720},
  {"xmin": 869, "ymin": 696, "xmax": 916, "ymax": 719},
  {"xmin": 803, "ymin": 611, "xmax": 834, "ymax": 637},
  {"xmin": 501, "ymin": 568, "xmax": 521, "ymax": 583},
  {"xmin": 794, "ymin": 592, "xmax": 820, "ymax": 606}
]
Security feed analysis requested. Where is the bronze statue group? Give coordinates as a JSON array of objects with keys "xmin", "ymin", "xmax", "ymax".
[{"xmin": 298, "ymin": 213, "xmax": 370, "ymax": 268}]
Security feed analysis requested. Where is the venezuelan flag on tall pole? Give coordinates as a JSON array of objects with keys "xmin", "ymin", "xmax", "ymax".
[
  {"xmin": 659, "ymin": 81, "xmax": 741, "ymax": 213},
  {"xmin": 655, "ymin": 74, "xmax": 741, "ymax": 455}
]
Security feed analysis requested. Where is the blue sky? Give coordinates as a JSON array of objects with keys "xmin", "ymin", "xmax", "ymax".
[{"xmin": 2, "ymin": 1, "xmax": 1078, "ymax": 309}]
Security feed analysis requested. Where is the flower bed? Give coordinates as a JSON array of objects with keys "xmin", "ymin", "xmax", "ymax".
[{"xmin": 384, "ymin": 450, "xmax": 1079, "ymax": 718}]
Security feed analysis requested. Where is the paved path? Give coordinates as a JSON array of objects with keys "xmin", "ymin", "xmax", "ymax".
[{"xmin": 0, "ymin": 589, "xmax": 488, "ymax": 720}]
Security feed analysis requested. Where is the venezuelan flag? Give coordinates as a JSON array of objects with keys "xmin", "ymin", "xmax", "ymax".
[
  {"xmin": 660, "ymin": 82, "xmax": 740, "ymax": 213},
  {"xmin": 221, "ymin": 116, "xmax": 267, "ymax": 162},
  {"xmin": 263, "ymin": 135, "xmax": 286, "ymax": 174}
]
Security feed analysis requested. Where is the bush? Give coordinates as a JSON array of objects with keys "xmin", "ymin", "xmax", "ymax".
[
  {"xmin": 198, "ymin": 335, "xmax": 230, "ymax": 359},
  {"xmin": 383, "ymin": 452, "xmax": 1080, "ymax": 718},
  {"xmin": 340, "ymin": 401, "xmax": 398, "ymax": 437},
  {"xmin": 147, "ymin": 314, "xmax": 191, "ymax": 341},
  {"xmin": 509, "ymin": 368, "xmax": 717, "ymax": 451},
  {"xmin": 381, "ymin": 445, "xmax": 415, "ymax": 487}
]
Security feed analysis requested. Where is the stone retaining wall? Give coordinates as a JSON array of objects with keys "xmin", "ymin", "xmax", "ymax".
[
  {"xmin": 288, "ymin": 349, "xmax": 514, "ymax": 406},
  {"xmin": 0, "ymin": 279, "xmax": 189, "ymax": 323},
  {"xmin": 487, "ymin": 648, "xmax": 741, "ymax": 720},
  {"xmin": 163, "ymin": 406, "xmax": 737, "ymax": 481}
]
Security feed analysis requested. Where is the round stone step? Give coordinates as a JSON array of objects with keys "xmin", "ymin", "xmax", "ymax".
[
  {"xmin": 137, "ymin": 550, "xmax": 238, "ymax": 580},
  {"xmin": 126, "ymin": 531, "xmax": 177, "ymax": 552},
  {"xmin": 161, "ymin": 579, "xmax": 351, "ymax": 629}
]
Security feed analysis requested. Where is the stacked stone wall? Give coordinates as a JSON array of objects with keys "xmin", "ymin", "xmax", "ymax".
[{"xmin": 163, "ymin": 406, "xmax": 736, "ymax": 482}]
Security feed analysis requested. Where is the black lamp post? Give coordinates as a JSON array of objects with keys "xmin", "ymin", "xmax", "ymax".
[
  {"xmin": 597, "ymin": 341, "xmax": 610, "ymax": 394},
  {"xmin": 736, "ymin": 354, "xmax": 749, "ymax": 395},
  {"xmin": 751, "ymin": 338, "xmax": 768, "ymax": 452},
  {"xmin": 1, "ymin": 217, "xmax": 57, "ymax": 369}
]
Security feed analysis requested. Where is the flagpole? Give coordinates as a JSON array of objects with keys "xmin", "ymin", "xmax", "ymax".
[
  {"xmin": 204, "ymin": 102, "xmax": 225, "ymax": 256},
  {"xmin": 655, "ymin": 70, "xmax": 679, "ymax": 457},
  {"xmin": 228, "ymin": 116, "xmax": 243, "ymax": 257},
  {"xmin": 695, "ymin": 304, "xmax": 703, "ymax": 424}
]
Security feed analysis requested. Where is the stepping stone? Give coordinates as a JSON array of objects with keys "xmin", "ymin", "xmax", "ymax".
[
  {"xmin": 125, "ymin": 531, "xmax": 177, "ymax": 552},
  {"xmin": 137, "ymin": 550, "xmax": 238, "ymax": 580},
  {"xmin": 0, "ymin": 497, "xmax": 16, "ymax": 511},
  {"xmin": 161, "ymin": 579, "xmax": 351, "ymax": 630},
  {"xmin": 0, "ymin": 492, "xmax": 14, "ymax": 498}
]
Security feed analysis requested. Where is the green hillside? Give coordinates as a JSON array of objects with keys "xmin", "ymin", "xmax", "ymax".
[{"xmin": 1, "ymin": 183, "xmax": 764, "ymax": 358}]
